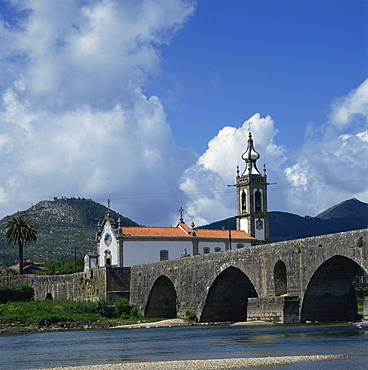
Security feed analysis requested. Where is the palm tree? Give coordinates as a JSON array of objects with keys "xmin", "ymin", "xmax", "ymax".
[{"xmin": 6, "ymin": 216, "xmax": 37, "ymax": 275}]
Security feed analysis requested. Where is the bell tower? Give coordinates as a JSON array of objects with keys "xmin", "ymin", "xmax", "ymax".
[{"xmin": 236, "ymin": 132, "xmax": 270, "ymax": 242}]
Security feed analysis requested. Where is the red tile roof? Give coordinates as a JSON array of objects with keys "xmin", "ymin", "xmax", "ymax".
[
  {"xmin": 121, "ymin": 223, "xmax": 254, "ymax": 240},
  {"xmin": 122, "ymin": 226, "xmax": 191, "ymax": 238}
]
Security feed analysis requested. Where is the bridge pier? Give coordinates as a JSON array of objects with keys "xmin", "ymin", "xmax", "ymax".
[
  {"xmin": 364, "ymin": 297, "xmax": 368, "ymax": 321},
  {"xmin": 247, "ymin": 296, "xmax": 300, "ymax": 324}
]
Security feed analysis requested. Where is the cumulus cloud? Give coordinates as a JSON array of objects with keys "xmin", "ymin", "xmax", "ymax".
[
  {"xmin": 180, "ymin": 80, "xmax": 368, "ymax": 225},
  {"xmin": 0, "ymin": 0, "xmax": 196, "ymax": 225},
  {"xmin": 284, "ymin": 79, "xmax": 368, "ymax": 216},
  {"xmin": 329, "ymin": 79, "xmax": 368, "ymax": 130},
  {"xmin": 178, "ymin": 113, "xmax": 287, "ymax": 226}
]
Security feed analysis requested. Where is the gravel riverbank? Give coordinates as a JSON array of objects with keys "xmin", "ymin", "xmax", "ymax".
[{"xmin": 34, "ymin": 355, "xmax": 349, "ymax": 370}]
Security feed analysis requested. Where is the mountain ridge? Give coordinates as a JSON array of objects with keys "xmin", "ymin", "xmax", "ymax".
[{"xmin": 200, "ymin": 198, "xmax": 368, "ymax": 242}]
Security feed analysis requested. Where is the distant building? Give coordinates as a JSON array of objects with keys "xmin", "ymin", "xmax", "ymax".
[
  {"xmin": 86, "ymin": 132, "xmax": 270, "ymax": 269},
  {"xmin": 7, "ymin": 261, "xmax": 45, "ymax": 275}
]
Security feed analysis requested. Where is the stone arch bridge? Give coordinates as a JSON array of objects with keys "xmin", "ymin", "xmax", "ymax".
[
  {"xmin": 1, "ymin": 229, "xmax": 367, "ymax": 324},
  {"xmin": 130, "ymin": 229, "xmax": 368, "ymax": 323}
]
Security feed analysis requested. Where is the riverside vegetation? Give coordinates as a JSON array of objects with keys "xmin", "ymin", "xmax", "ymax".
[
  {"xmin": 0, "ymin": 286, "xmax": 365, "ymax": 334},
  {"xmin": 0, "ymin": 285, "xmax": 160, "ymax": 333}
]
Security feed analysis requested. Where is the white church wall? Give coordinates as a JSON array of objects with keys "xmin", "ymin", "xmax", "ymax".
[
  {"xmin": 98, "ymin": 223, "xmax": 119, "ymax": 267},
  {"xmin": 233, "ymin": 242, "xmax": 251, "ymax": 249},
  {"xmin": 198, "ymin": 241, "xmax": 252, "ymax": 254},
  {"xmin": 123, "ymin": 240, "xmax": 193, "ymax": 266},
  {"xmin": 198, "ymin": 241, "xmax": 225, "ymax": 254}
]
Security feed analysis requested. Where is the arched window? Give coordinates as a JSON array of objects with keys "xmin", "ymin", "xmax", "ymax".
[
  {"xmin": 160, "ymin": 250, "xmax": 169, "ymax": 261},
  {"xmin": 203, "ymin": 247, "xmax": 210, "ymax": 254},
  {"xmin": 255, "ymin": 190, "xmax": 262, "ymax": 212},
  {"xmin": 214, "ymin": 247, "xmax": 221, "ymax": 252},
  {"xmin": 241, "ymin": 191, "xmax": 246, "ymax": 212},
  {"xmin": 236, "ymin": 244, "xmax": 244, "ymax": 249}
]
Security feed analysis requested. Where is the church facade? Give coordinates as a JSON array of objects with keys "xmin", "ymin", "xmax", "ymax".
[{"xmin": 86, "ymin": 132, "xmax": 270, "ymax": 269}]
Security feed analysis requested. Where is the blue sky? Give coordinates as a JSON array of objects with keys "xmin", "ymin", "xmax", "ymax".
[
  {"xmin": 0, "ymin": 0, "xmax": 367, "ymax": 227},
  {"xmin": 152, "ymin": 0, "xmax": 367, "ymax": 153}
]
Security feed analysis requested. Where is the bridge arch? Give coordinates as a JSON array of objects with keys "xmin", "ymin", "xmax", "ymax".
[
  {"xmin": 274, "ymin": 260, "xmax": 287, "ymax": 296},
  {"xmin": 301, "ymin": 255, "xmax": 364, "ymax": 322},
  {"xmin": 144, "ymin": 275, "xmax": 177, "ymax": 318},
  {"xmin": 200, "ymin": 266, "xmax": 257, "ymax": 322}
]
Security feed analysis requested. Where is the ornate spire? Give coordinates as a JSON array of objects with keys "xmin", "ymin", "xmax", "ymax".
[{"xmin": 241, "ymin": 132, "xmax": 261, "ymax": 176}]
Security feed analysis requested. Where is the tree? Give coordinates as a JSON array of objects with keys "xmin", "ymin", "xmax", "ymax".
[{"xmin": 6, "ymin": 216, "xmax": 37, "ymax": 275}]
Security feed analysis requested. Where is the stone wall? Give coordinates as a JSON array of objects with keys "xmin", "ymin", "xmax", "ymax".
[
  {"xmin": 106, "ymin": 267, "xmax": 131, "ymax": 303},
  {"xmin": 247, "ymin": 296, "xmax": 300, "ymax": 324},
  {"xmin": 364, "ymin": 297, "xmax": 368, "ymax": 320},
  {"xmin": 0, "ymin": 268, "xmax": 108, "ymax": 302}
]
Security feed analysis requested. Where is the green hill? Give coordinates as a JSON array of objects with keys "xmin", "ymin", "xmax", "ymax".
[{"xmin": 0, "ymin": 198, "xmax": 139, "ymax": 267}]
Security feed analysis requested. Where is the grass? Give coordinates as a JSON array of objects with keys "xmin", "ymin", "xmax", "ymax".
[{"xmin": 0, "ymin": 297, "xmax": 157, "ymax": 330}]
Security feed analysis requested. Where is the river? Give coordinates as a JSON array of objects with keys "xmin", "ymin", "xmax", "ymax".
[{"xmin": 0, "ymin": 323, "xmax": 367, "ymax": 369}]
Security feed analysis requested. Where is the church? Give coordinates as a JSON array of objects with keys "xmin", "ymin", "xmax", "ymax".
[{"xmin": 86, "ymin": 132, "xmax": 271, "ymax": 269}]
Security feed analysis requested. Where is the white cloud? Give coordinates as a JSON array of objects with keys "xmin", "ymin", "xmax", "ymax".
[
  {"xmin": 180, "ymin": 80, "xmax": 368, "ymax": 225},
  {"xmin": 284, "ymin": 79, "xmax": 368, "ymax": 216},
  {"xmin": 178, "ymin": 113, "xmax": 287, "ymax": 225},
  {"xmin": 329, "ymin": 79, "xmax": 368, "ymax": 130},
  {"xmin": 0, "ymin": 0, "xmax": 196, "ymax": 225}
]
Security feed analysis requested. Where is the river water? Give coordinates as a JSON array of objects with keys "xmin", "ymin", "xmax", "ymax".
[{"xmin": 0, "ymin": 323, "xmax": 367, "ymax": 370}]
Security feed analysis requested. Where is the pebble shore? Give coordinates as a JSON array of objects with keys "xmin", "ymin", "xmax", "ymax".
[{"xmin": 35, "ymin": 355, "xmax": 348, "ymax": 370}]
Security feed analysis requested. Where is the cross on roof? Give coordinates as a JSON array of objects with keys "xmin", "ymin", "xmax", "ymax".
[
  {"xmin": 107, "ymin": 199, "xmax": 111, "ymax": 211},
  {"xmin": 179, "ymin": 206, "xmax": 184, "ymax": 223}
]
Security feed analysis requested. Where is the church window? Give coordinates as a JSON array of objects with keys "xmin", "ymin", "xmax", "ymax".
[
  {"xmin": 241, "ymin": 191, "xmax": 246, "ymax": 212},
  {"xmin": 160, "ymin": 250, "xmax": 169, "ymax": 261},
  {"xmin": 203, "ymin": 247, "xmax": 210, "ymax": 254},
  {"xmin": 255, "ymin": 190, "xmax": 262, "ymax": 211},
  {"xmin": 215, "ymin": 247, "xmax": 221, "ymax": 252},
  {"xmin": 236, "ymin": 244, "xmax": 244, "ymax": 249}
]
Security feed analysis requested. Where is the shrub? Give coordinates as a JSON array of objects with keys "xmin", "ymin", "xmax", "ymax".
[
  {"xmin": 357, "ymin": 297, "xmax": 364, "ymax": 313},
  {"xmin": 0, "ymin": 285, "xmax": 34, "ymax": 303},
  {"xmin": 113, "ymin": 298, "xmax": 142, "ymax": 319},
  {"xmin": 114, "ymin": 298, "xmax": 131, "ymax": 317},
  {"xmin": 63, "ymin": 300, "xmax": 98, "ymax": 315},
  {"xmin": 96, "ymin": 297, "xmax": 113, "ymax": 317},
  {"xmin": 185, "ymin": 309, "xmax": 197, "ymax": 321}
]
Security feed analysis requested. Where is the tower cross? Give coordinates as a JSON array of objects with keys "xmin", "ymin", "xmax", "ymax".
[
  {"xmin": 179, "ymin": 206, "xmax": 184, "ymax": 223},
  {"xmin": 107, "ymin": 199, "xmax": 111, "ymax": 211}
]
